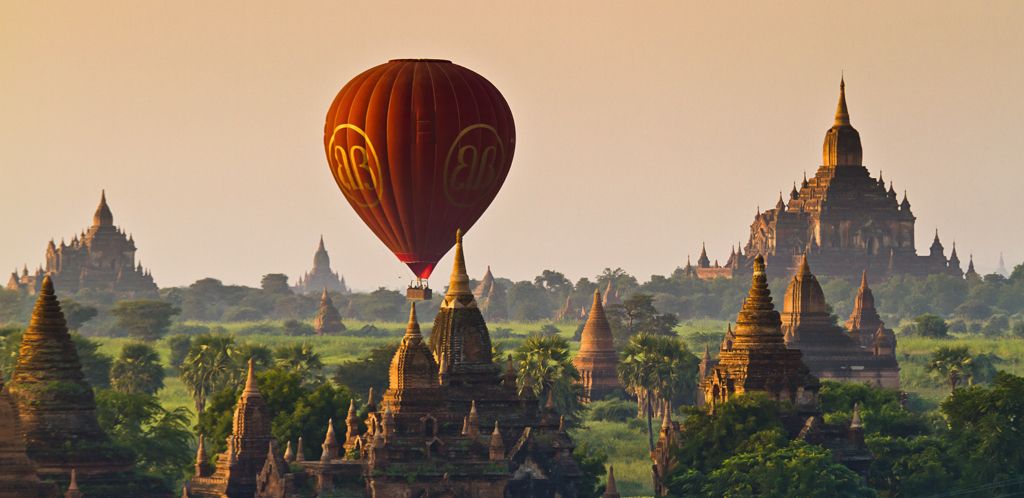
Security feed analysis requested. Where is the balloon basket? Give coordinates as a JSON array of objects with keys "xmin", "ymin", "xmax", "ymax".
[{"xmin": 407, "ymin": 282, "xmax": 432, "ymax": 301}]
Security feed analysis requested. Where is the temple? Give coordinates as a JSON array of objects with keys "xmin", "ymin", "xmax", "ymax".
[
  {"xmin": 254, "ymin": 231, "xmax": 584, "ymax": 497},
  {"xmin": 312, "ymin": 288, "xmax": 346, "ymax": 335},
  {"xmin": 7, "ymin": 191, "xmax": 158, "ymax": 297},
  {"xmin": 8, "ymin": 276, "xmax": 166, "ymax": 497},
  {"xmin": 781, "ymin": 257, "xmax": 900, "ymax": 388},
  {"xmin": 658, "ymin": 256, "xmax": 871, "ymax": 495},
  {"xmin": 573, "ymin": 289, "xmax": 622, "ymax": 403},
  {"xmin": 699, "ymin": 256, "xmax": 820, "ymax": 410},
  {"xmin": 473, "ymin": 265, "xmax": 509, "ymax": 322},
  {"xmin": 293, "ymin": 236, "xmax": 348, "ymax": 294},
  {"xmin": 186, "ymin": 359, "xmax": 274, "ymax": 498},
  {"xmin": 697, "ymin": 80, "xmax": 960, "ymax": 279}
]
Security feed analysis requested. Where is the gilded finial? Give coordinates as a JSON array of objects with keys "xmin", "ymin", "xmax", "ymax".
[
  {"xmin": 834, "ymin": 76, "xmax": 850, "ymax": 126},
  {"xmin": 446, "ymin": 229, "xmax": 472, "ymax": 297}
]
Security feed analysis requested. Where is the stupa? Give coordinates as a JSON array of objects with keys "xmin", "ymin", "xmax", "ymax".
[
  {"xmin": 573, "ymin": 289, "xmax": 621, "ymax": 402},
  {"xmin": 0, "ymin": 366, "xmax": 59, "ymax": 498}
]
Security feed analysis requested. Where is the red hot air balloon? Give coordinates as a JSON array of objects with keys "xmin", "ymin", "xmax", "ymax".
[{"xmin": 324, "ymin": 59, "xmax": 515, "ymax": 295}]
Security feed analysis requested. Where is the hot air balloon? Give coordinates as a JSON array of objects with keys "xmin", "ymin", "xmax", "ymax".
[{"xmin": 324, "ymin": 59, "xmax": 515, "ymax": 299}]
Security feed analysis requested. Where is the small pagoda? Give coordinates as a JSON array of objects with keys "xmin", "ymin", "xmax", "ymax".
[
  {"xmin": 573, "ymin": 289, "xmax": 621, "ymax": 403},
  {"xmin": 8, "ymin": 276, "xmax": 166, "ymax": 497},
  {"xmin": 312, "ymin": 288, "xmax": 345, "ymax": 336},
  {"xmin": 187, "ymin": 359, "xmax": 274, "ymax": 498},
  {"xmin": 700, "ymin": 255, "xmax": 820, "ymax": 410}
]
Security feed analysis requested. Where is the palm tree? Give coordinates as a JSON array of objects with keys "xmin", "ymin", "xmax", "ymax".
[
  {"xmin": 110, "ymin": 343, "xmax": 165, "ymax": 395},
  {"xmin": 274, "ymin": 343, "xmax": 324, "ymax": 381},
  {"xmin": 180, "ymin": 334, "xmax": 239, "ymax": 414},
  {"xmin": 618, "ymin": 333, "xmax": 700, "ymax": 452},
  {"xmin": 513, "ymin": 335, "xmax": 582, "ymax": 421},
  {"xmin": 927, "ymin": 346, "xmax": 974, "ymax": 393}
]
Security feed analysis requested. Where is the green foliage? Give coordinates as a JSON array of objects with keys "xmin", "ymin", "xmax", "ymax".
[
  {"xmin": 283, "ymin": 319, "xmax": 315, "ymax": 336},
  {"xmin": 818, "ymin": 381, "xmax": 934, "ymax": 438},
  {"xmin": 109, "ymin": 300, "xmax": 180, "ymax": 340},
  {"xmin": 618, "ymin": 333, "xmax": 699, "ymax": 408},
  {"xmin": 274, "ymin": 342, "xmax": 324, "ymax": 381},
  {"xmin": 703, "ymin": 438, "xmax": 876, "ymax": 498},
  {"xmin": 111, "ymin": 343, "xmax": 165, "ymax": 395},
  {"xmin": 0, "ymin": 325, "xmax": 21, "ymax": 380},
  {"xmin": 586, "ymin": 398, "xmax": 635, "ymax": 423},
  {"xmin": 904, "ymin": 313, "xmax": 949, "ymax": 339},
  {"xmin": 866, "ymin": 435, "xmax": 960, "ymax": 497},
  {"xmin": 179, "ymin": 333, "xmax": 260, "ymax": 413},
  {"xmin": 260, "ymin": 273, "xmax": 292, "ymax": 294},
  {"xmin": 196, "ymin": 367, "xmax": 351, "ymax": 459},
  {"xmin": 927, "ymin": 346, "xmax": 975, "ymax": 392},
  {"xmin": 167, "ymin": 334, "xmax": 192, "ymax": 369},
  {"xmin": 62, "ymin": 300, "xmax": 98, "ymax": 330},
  {"xmin": 333, "ymin": 343, "xmax": 398, "ymax": 398},
  {"xmin": 507, "ymin": 281, "xmax": 555, "ymax": 321},
  {"xmin": 72, "ymin": 333, "xmax": 113, "ymax": 388},
  {"xmin": 572, "ymin": 440, "xmax": 609, "ymax": 498},
  {"xmin": 94, "ymin": 389, "xmax": 193, "ymax": 487},
  {"xmin": 344, "ymin": 288, "xmax": 406, "ymax": 322},
  {"xmin": 939, "ymin": 372, "xmax": 1024, "ymax": 493},
  {"xmin": 514, "ymin": 335, "xmax": 584, "ymax": 423}
]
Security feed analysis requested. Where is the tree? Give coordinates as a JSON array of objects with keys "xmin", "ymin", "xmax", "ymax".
[
  {"xmin": 109, "ymin": 300, "xmax": 180, "ymax": 341},
  {"xmin": 534, "ymin": 270, "xmax": 572, "ymax": 294},
  {"xmin": 939, "ymin": 372, "xmax": 1024, "ymax": 494},
  {"xmin": 334, "ymin": 343, "xmax": 399, "ymax": 398},
  {"xmin": 180, "ymin": 333, "xmax": 241, "ymax": 413},
  {"xmin": 111, "ymin": 343, "xmax": 165, "ymax": 395},
  {"xmin": 95, "ymin": 389, "xmax": 193, "ymax": 487},
  {"xmin": 927, "ymin": 346, "xmax": 973, "ymax": 393},
  {"xmin": 617, "ymin": 333, "xmax": 699, "ymax": 451},
  {"xmin": 513, "ymin": 335, "xmax": 583, "ymax": 423},
  {"xmin": 703, "ymin": 439, "xmax": 876, "ymax": 497},
  {"xmin": 72, "ymin": 333, "xmax": 112, "ymax": 388},
  {"xmin": 274, "ymin": 343, "xmax": 324, "ymax": 381},
  {"xmin": 666, "ymin": 395, "xmax": 791, "ymax": 495},
  {"xmin": 507, "ymin": 281, "xmax": 555, "ymax": 321},
  {"xmin": 260, "ymin": 273, "xmax": 292, "ymax": 294},
  {"xmin": 196, "ymin": 367, "xmax": 352, "ymax": 459},
  {"xmin": 283, "ymin": 319, "xmax": 315, "ymax": 336},
  {"xmin": 906, "ymin": 313, "xmax": 949, "ymax": 339},
  {"xmin": 167, "ymin": 334, "xmax": 192, "ymax": 370},
  {"xmin": 61, "ymin": 300, "xmax": 98, "ymax": 331}
]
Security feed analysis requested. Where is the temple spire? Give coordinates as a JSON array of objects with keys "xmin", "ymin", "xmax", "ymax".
[
  {"xmin": 603, "ymin": 465, "xmax": 620, "ymax": 498},
  {"xmin": 405, "ymin": 302, "xmax": 421, "ymax": 339},
  {"xmin": 446, "ymin": 229, "xmax": 472, "ymax": 297},
  {"xmin": 243, "ymin": 358, "xmax": 259, "ymax": 395},
  {"xmin": 93, "ymin": 190, "xmax": 114, "ymax": 227},
  {"xmin": 834, "ymin": 77, "xmax": 850, "ymax": 126}
]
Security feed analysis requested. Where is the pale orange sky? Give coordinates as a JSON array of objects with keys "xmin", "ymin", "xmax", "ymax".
[{"xmin": 2, "ymin": 1, "xmax": 1021, "ymax": 290}]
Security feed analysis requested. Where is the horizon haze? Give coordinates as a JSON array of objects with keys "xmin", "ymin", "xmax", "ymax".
[{"xmin": 2, "ymin": 1, "xmax": 1022, "ymax": 290}]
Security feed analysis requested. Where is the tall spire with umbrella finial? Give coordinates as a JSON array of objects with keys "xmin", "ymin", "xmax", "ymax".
[{"xmin": 834, "ymin": 76, "xmax": 850, "ymax": 126}]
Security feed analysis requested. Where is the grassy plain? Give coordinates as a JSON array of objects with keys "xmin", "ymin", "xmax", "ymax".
[{"xmin": 91, "ymin": 319, "xmax": 1024, "ymax": 497}]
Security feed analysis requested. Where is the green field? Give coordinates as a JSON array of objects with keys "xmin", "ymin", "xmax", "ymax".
[{"xmin": 91, "ymin": 319, "xmax": 1024, "ymax": 498}]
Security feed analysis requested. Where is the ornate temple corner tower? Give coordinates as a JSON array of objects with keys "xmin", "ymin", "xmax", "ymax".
[
  {"xmin": 700, "ymin": 256, "xmax": 821, "ymax": 411},
  {"xmin": 257, "ymin": 231, "xmax": 584, "ymax": 498},
  {"xmin": 8, "ymin": 276, "xmax": 167, "ymax": 497},
  {"xmin": 573, "ymin": 289, "xmax": 622, "ymax": 403},
  {"xmin": 294, "ymin": 236, "xmax": 348, "ymax": 294},
  {"xmin": 0, "ymin": 367, "xmax": 59, "ymax": 498},
  {"xmin": 781, "ymin": 257, "xmax": 900, "ymax": 389},
  {"xmin": 187, "ymin": 359, "xmax": 274, "ymax": 498},
  {"xmin": 312, "ymin": 288, "xmax": 345, "ymax": 335}
]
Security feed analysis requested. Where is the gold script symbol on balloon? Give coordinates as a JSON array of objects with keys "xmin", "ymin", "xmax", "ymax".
[
  {"xmin": 443, "ymin": 124, "xmax": 505, "ymax": 207},
  {"xmin": 328, "ymin": 124, "xmax": 383, "ymax": 208}
]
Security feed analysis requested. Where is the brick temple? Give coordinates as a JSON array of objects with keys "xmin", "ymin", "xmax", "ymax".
[
  {"xmin": 695, "ymin": 80, "xmax": 963, "ymax": 280},
  {"xmin": 293, "ymin": 236, "xmax": 348, "ymax": 294},
  {"xmin": 182, "ymin": 232, "xmax": 584, "ymax": 497},
  {"xmin": 573, "ymin": 289, "xmax": 622, "ymax": 403},
  {"xmin": 7, "ymin": 191, "xmax": 158, "ymax": 297},
  {"xmin": 655, "ymin": 256, "xmax": 871, "ymax": 495}
]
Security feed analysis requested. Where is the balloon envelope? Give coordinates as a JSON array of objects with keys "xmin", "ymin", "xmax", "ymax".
[{"xmin": 324, "ymin": 59, "xmax": 515, "ymax": 279}]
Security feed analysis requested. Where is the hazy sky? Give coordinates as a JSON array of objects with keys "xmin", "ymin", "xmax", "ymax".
[{"xmin": 2, "ymin": 1, "xmax": 1021, "ymax": 290}]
